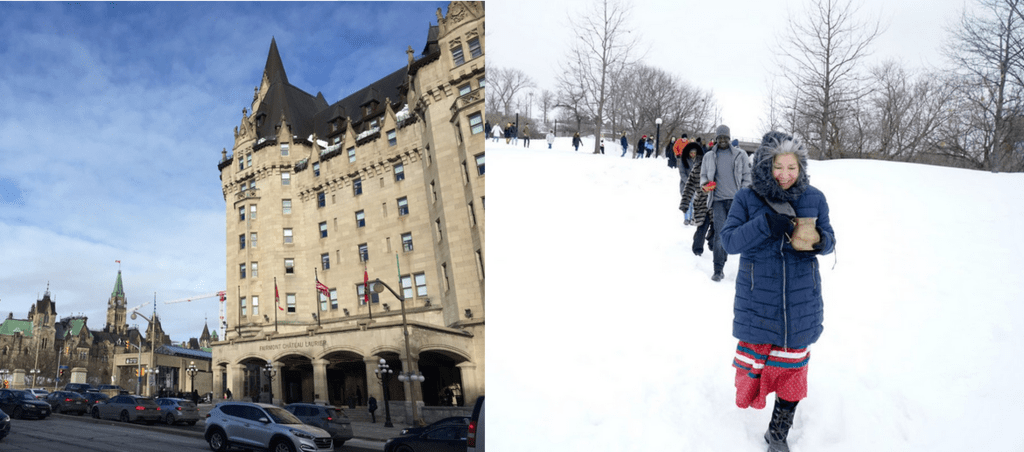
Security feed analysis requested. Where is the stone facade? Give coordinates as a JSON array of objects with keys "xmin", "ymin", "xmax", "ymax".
[{"xmin": 212, "ymin": 1, "xmax": 484, "ymax": 422}]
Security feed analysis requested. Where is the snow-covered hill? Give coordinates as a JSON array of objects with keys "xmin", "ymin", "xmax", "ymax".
[{"xmin": 486, "ymin": 135, "xmax": 1024, "ymax": 451}]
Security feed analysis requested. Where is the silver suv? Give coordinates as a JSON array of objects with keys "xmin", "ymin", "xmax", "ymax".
[{"xmin": 204, "ymin": 402, "xmax": 333, "ymax": 452}]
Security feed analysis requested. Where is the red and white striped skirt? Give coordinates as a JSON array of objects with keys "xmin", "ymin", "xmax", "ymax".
[{"xmin": 732, "ymin": 341, "xmax": 809, "ymax": 409}]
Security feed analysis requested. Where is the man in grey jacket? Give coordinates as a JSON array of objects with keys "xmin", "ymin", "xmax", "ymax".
[{"xmin": 700, "ymin": 125, "xmax": 751, "ymax": 281}]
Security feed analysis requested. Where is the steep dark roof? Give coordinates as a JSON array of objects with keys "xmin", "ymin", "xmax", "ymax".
[
  {"xmin": 252, "ymin": 39, "xmax": 330, "ymax": 142},
  {"xmin": 422, "ymin": 24, "xmax": 439, "ymax": 55},
  {"xmin": 312, "ymin": 66, "xmax": 407, "ymax": 138}
]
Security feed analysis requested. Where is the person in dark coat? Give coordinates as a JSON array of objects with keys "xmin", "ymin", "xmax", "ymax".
[
  {"xmin": 666, "ymin": 136, "xmax": 677, "ymax": 168},
  {"xmin": 620, "ymin": 132, "xmax": 629, "ymax": 157},
  {"xmin": 679, "ymin": 140, "xmax": 703, "ymax": 225},
  {"xmin": 635, "ymin": 135, "xmax": 646, "ymax": 159},
  {"xmin": 572, "ymin": 132, "xmax": 582, "ymax": 151},
  {"xmin": 368, "ymin": 396, "xmax": 378, "ymax": 423},
  {"xmin": 679, "ymin": 142, "xmax": 714, "ymax": 254},
  {"xmin": 720, "ymin": 131, "xmax": 835, "ymax": 452}
]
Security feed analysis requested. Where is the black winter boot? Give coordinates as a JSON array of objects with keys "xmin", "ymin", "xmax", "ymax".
[{"xmin": 764, "ymin": 397, "xmax": 798, "ymax": 452}]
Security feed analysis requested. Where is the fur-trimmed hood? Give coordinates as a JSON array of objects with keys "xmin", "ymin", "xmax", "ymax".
[{"xmin": 750, "ymin": 131, "xmax": 810, "ymax": 203}]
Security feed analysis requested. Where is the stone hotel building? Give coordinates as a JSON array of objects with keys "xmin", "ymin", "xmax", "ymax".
[{"xmin": 212, "ymin": 2, "xmax": 484, "ymax": 420}]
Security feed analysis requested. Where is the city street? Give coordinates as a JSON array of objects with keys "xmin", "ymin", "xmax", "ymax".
[{"xmin": 0, "ymin": 412, "xmax": 387, "ymax": 452}]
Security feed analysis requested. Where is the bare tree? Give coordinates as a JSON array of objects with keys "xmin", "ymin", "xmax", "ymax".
[
  {"xmin": 776, "ymin": 0, "xmax": 884, "ymax": 159},
  {"xmin": 558, "ymin": 0, "xmax": 643, "ymax": 153},
  {"xmin": 486, "ymin": 66, "xmax": 536, "ymax": 118},
  {"xmin": 538, "ymin": 90, "xmax": 556, "ymax": 126}
]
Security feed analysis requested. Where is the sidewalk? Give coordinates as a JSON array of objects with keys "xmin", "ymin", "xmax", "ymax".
[{"xmin": 350, "ymin": 419, "xmax": 411, "ymax": 442}]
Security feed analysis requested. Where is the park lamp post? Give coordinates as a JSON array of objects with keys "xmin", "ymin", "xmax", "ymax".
[
  {"xmin": 186, "ymin": 361, "xmax": 199, "ymax": 394},
  {"xmin": 263, "ymin": 362, "xmax": 276, "ymax": 405},
  {"xmin": 373, "ymin": 278, "xmax": 426, "ymax": 426},
  {"xmin": 656, "ymin": 117, "xmax": 663, "ymax": 157},
  {"xmin": 374, "ymin": 358, "xmax": 394, "ymax": 428}
]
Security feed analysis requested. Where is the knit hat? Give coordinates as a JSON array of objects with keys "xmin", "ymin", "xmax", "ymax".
[{"xmin": 715, "ymin": 125, "xmax": 730, "ymax": 138}]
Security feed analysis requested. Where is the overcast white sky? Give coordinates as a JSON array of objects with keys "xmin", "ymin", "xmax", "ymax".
[
  {"xmin": 0, "ymin": 1, "xmax": 446, "ymax": 344},
  {"xmin": 487, "ymin": 0, "xmax": 973, "ymax": 140}
]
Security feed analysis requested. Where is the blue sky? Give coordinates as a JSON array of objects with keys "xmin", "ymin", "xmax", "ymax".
[{"xmin": 0, "ymin": 1, "xmax": 448, "ymax": 344}]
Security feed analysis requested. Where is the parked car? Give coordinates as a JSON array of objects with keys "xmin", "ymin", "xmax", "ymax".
[
  {"xmin": 63, "ymin": 383, "xmax": 98, "ymax": 394},
  {"xmin": 283, "ymin": 403, "xmax": 354, "ymax": 447},
  {"xmin": 384, "ymin": 422, "xmax": 468, "ymax": 452},
  {"xmin": 96, "ymin": 384, "xmax": 129, "ymax": 395},
  {"xmin": 27, "ymin": 388, "xmax": 49, "ymax": 399},
  {"xmin": 204, "ymin": 402, "xmax": 333, "ymax": 452},
  {"xmin": 155, "ymin": 397, "xmax": 200, "ymax": 426},
  {"xmin": 467, "ymin": 396, "xmax": 484, "ymax": 452},
  {"xmin": 0, "ymin": 408, "xmax": 10, "ymax": 440},
  {"xmin": 91, "ymin": 395, "xmax": 161, "ymax": 424},
  {"xmin": 81, "ymin": 392, "xmax": 110, "ymax": 406},
  {"xmin": 0, "ymin": 389, "xmax": 52, "ymax": 420},
  {"xmin": 400, "ymin": 416, "xmax": 470, "ymax": 436},
  {"xmin": 45, "ymin": 391, "xmax": 89, "ymax": 415}
]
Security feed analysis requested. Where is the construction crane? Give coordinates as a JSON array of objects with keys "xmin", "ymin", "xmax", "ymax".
[{"xmin": 164, "ymin": 291, "xmax": 227, "ymax": 341}]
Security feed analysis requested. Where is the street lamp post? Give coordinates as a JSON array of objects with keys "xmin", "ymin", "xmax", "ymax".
[
  {"xmin": 656, "ymin": 117, "xmax": 663, "ymax": 158},
  {"xmin": 373, "ymin": 277, "xmax": 426, "ymax": 426},
  {"xmin": 373, "ymin": 358, "xmax": 394, "ymax": 428},
  {"xmin": 149, "ymin": 366, "xmax": 160, "ymax": 396},
  {"xmin": 186, "ymin": 361, "xmax": 199, "ymax": 394},
  {"xmin": 29, "ymin": 369, "xmax": 40, "ymax": 388},
  {"xmin": 263, "ymin": 362, "xmax": 276, "ymax": 405}
]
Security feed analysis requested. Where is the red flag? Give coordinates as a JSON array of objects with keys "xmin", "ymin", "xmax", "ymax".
[
  {"xmin": 275, "ymin": 280, "xmax": 284, "ymax": 311},
  {"xmin": 316, "ymin": 279, "xmax": 330, "ymax": 298},
  {"xmin": 364, "ymin": 270, "xmax": 370, "ymax": 304}
]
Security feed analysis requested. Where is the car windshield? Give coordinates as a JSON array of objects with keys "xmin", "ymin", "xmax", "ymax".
[
  {"xmin": 64, "ymin": 393, "xmax": 84, "ymax": 400},
  {"xmin": 16, "ymin": 392, "xmax": 36, "ymax": 400},
  {"xmin": 264, "ymin": 406, "xmax": 303, "ymax": 424}
]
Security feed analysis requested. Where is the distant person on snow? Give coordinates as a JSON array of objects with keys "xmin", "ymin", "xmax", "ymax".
[
  {"xmin": 572, "ymin": 132, "xmax": 582, "ymax": 151},
  {"xmin": 510, "ymin": 123, "xmax": 519, "ymax": 146},
  {"xmin": 666, "ymin": 136, "xmax": 678, "ymax": 168},
  {"xmin": 504, "ymin": 122, "xmax": 512, "ymax": 144},
  {"xmin": 620, "ymin": 132, "xmax": 629, "ymax": 157},
  {"xmin": 523, "ymin": 124, "xmax": 531, "ymax": 148},
  {"xmin": 635, "ymin": 135, "xmax": 647, "ymax": 159},
  {"xmin": 645, "ymin": 136, "xmax": 655, "ymax": 158},
  {"xmin": 490, "ymin": 123, "xmax": 502, "ymax": 143},
  {"xmin": 546, "ymin": 130, "xmax": 555, "ymax": 149},
  {"xmin": 719, "ymin": 131, "xmax": 835, "ymax": 452}
]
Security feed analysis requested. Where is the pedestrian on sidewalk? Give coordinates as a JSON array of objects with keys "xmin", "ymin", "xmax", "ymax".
[{"xmin": 368, "ymin": 396, "xmax": 378, "ymax": 423}]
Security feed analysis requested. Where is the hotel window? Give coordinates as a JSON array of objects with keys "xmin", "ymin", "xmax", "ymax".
[
  {"xmin": 284, "ymin": 228, "xmax": 293, "ymax": 244},
  {"xmin": 357, "ymin": 283, "xmax": 379, "ymax": 305},
  {"xmin": 401, "ymin": 275, "xmax": 413, "ymax": 299},
  {"xmin": 394, "ymin": 163, "xmax": 405, "ymax": 181},
  {"xmin": 321, "ymin": 253, "xmax": 330, "ymax": 270},
  {"xmin": 313, "ymin": 162, "xmax": 320, "ymax": 177},
  {"xmin": 239, "ymin": 263, "xmax": 246, "ymax": 279},
  {"xmin": 459, "ymin": 83, "xmax": 471, "ymax": 96},
  {"xmin": 317, "ymin": 191, "xmax": 326, "ymax": 208},
  {"xmin": 281, "ymin": 172, "xmax": 290, "ymax": 185},
  {"xmin": 358, "ymin": 243, "xmax": 369, "ymax": 262},
  {"xmin": 469, "ymin": 112, "xmax": 484, "ymax": 134},
  {"xmin": 239, "ymin": 159, "xmax": 244, "ymax": 171},
  {"xmin": 452, "ymin": 44, "xmax": 465, "ymax": 66},
  {"xmin": 347, "ymin": 147, "xmax": 356, "ymax": 162},
  {"xmin": 286, "ymin": 294, "xmax": 296, "ymax": 313},
  {"xmin": 285, "ymin": 258, "xmax": 294, "ymax": 274},
  {"xmin": 469, "ymin": 202, "xmax": 477, "ymax": 227},
  {"xmin": 387, "ymin": 129, "xmax": 397, "ymax": 146},
  {"xmin": 252, "ymin": 296, "xmax": 259, "ymax": 316},
  {"xmin": 283, "ymin": 199, "xmax": 292, "ymax": 214},
  {"xmin": 355, "ymin": 211, "xmax": 365, "ymax": 228},
  {"xmin": 319, "ymin": 291, "xmax": 328, "ymax": 311},
  {"xmin": 240, "ymin": 297, "xmax": 247, "ymax": 316},
  {"xmin": 398, "ymin": 197, "xmax": 409, "ymax": 216},
  {"xmin": 247, "ymin": 154, "xmax": 252, "ymax": 167},
  {"xmin": 250, "ymin": 204, "xmax": 257, "ymax": 220},
  {"xmin": 281, "ymin": 143, "xmax": 289, "ymax": 156},
  {"xmin": 333, "ymin": 136, "xmax": 341, "ymax": 145},
  {"xmin": 239, "ymin": 207, "xmax": 245, "ymax": 221},
  {"xmin": 251, "ymin": 261, "xmax": 258, "ymax": 278},
  {"xmin": 468, "ymin": 37, "xmax": 481, "ymax": 58},
  {"xmin": 239, "ymin": 234, "xmax": 245, "ymax": 250},
  {"xmin": 478, "ymin": 76, "xmax": 485, "ymax": 88},
  {"xmin": 415, "ymin": 272, "xmax": 428, "ymax": 297},
  {"xmin": 476, "ymin": 154, "xmax": 485, "ymax": 175},
  {"xmin": 353, "ymin": 178, "xmax": 363, "ymax": 196},
  {"xmin": 319, "ymin": 222, "xmax": 328, "ymax": 238},
  {"xmin": 402, "ymin": 233, "xmax": 414, "ymax": 252},
  {"xmin": 251, "ymin": 232, "xmax": 258, "ymax": 248},
  {"xmin": 330, "ymin": 289, "xmax": 338, "ymax": 310}
]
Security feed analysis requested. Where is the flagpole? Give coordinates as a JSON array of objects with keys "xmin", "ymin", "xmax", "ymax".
[
  {"xmin": 274, "ymin": 277, "xmax": 279, "ymax": 333},
  {"xmin": 365, "ymin": 261, "xmax": 372, "ymax": 320}
]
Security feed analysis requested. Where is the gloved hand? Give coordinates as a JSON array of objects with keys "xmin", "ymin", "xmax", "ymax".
[{"xmin": 765, "ymin": 212, "xmax": 794, "ymax": 238}]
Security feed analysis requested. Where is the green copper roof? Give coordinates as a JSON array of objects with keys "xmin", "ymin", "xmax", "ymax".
[
  {"xmin": 0, "ymin": 319, "xmax": 34, "ymax": 337},
  {"xmin": 63, "ymin": 318, "xmax": 90, "ymax": 338},
  {"xmin": 112, "ymin": 271, "xmax": 125, "ymax": 299}
]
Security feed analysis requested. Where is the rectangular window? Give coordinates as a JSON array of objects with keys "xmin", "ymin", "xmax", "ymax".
[
  {"xmin": 459, "ymin": 83, "xmax": 471, "ymax": 96},
  {"xmin": 252, "ymin": 296, "xmax": 259, "ymax": 316},
  {"xmin": 476, "ymin": 154, "xmax": 485, "ymax": 175},
  {"xmin": 415, "ymin": 272, "xmax": 428, "ymax": 297},
  {"xmin": 394, "ymin": 163, "xmax": 405, "ymax": 181},
  {"xmin": 319, "ymin": 222, "xmax": 328, "ymax": 238},
  {"xmin": 313, "ymin": 162, "xmax": 320, "ymax": 177},
  {"xmin": 330, "ymin": 289, "xmax": 338, "ymax": 310},
  {"xmin": 285, "ymin": 258, "xmax": 294, "ymax": 274},
  {"xmin": 318, "ymin": 191, "xmax": 325, "ymax": 208},
  {"xmin": 398, "ymin": 197, "xmax": 409, "ymax": 216},
  {"xmin": 239, "ymin": 263, "xmax": 246, "ymax": 279},
  {"xmin": 469, "ymin": 202, "xmax": 477, "ymax": 227},
  {"xmin": 239, "ymin": 159, "xmax": 244, "ymax": 171},
  {"xmin": 239, "ymin": 207, "xmax": 245, "ymax": 221},
  {"xmin": 478, "ymin": 76, "xmax": 485, "ymax": 88},
  {"xmin": 250, "ymin": 204, "xmax": 257, "ymax": 220},
  {"xmin": 452, "ymin": 45, "xmax": 465, "ymax": 66},
  {"xmin": 347, "ymin": 147, "xmax": 356, "ymax": 163},
  {"xmin": 251, "ymin": 261, "xmax": 258, "ymax": 278},
  {"xmin": 284, "ymin": 228, "xmax": 293, "ymax": 244},
  {"xmin": 251, "ymin": 232, "xmax": 258, "ymax": 248},
  {"xmin": 401, "ymin": 275, "xmax": 413, "ymax": 299},
  {"xmin": 320, "ymin": 291, "xmax": 328, "ymax": 311},
  {"xmin": 353, "ymin": 178, "xmax": 362, "ymax": 196},
  {"xmin": 402, "ymin": 233, "xmax": 413, "ymax": 252},
  {"xmin": 281, "ymin": 172, "xmax": 290, "ymax": 185},
  {"xmin": 321, "ymin": 253, "xmax": 330, "ymax": 270},
  {"xmin": 239, "ymin": 234, "xmax": 245, "ymax": 250},
  {"xmin": 286, "ymin": 294, "xmax": 296, "ymax": 313},
  {"xmin": 359, "ymin": 243, "xmax": 368, "ymax": 262},
  {"xmin": 247, "ymin": 154, "xmax": 252, "ymax": 167},
  {"xmin": 468, "ymin": 37, "xmax": 481, "ymax": 58},
  {"xmin": 283, "ymin": 199, "xmax": 292, "ymax": 214},
  {"xmin": 469, "ymin": 112, "xmax": 484, "ymax": 134},
  {"xmin": 332, "ymin": 136, "xmax": 340, "ymax": 145},
  {"xmin": 355, "ymin": 211, "xmax": 365, "ymax": 228},
  {"xmin": 240, "ymin": 297, "xmax": 247, "ymax": 317},
  {"xmin": 387, "ymin": 129, "xmax": 397, "ymax": 146},
  {"xmin": 281, "ymin": 143, "xmax": 289, "ymax": 156}
]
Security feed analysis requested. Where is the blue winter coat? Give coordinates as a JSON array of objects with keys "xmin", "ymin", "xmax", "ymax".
[{"xmin": 720, "ymin": 132, "xmax": 835, "ymax": 349}]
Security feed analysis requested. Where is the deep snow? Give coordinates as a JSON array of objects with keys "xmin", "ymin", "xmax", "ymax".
[{"xmin": 486, "ymin": 135, "xmax": 1024, "ymax": 451}]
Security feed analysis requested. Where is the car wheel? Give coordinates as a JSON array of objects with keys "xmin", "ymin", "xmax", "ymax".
[
  {"xmin": 395, "ymin": 445, "xmax": 414, "ymax": 452},
  {"xmin": 207, "ymin": 429, "xmax": 228, "ymax": 452},
  {"xmin": 272, "ymin": 439, "xmax": 296, "ymax": 452},
  {"xmin": 12, "ymin": 407, "xmax": 22, "ymax": 420},
  {"xmin": 165, "ymin": 413, "xmax": 176, "ymax": 425},
  {"xmin": 119, "ymin": 410, "xmax": 130, "ymax": 423},
  {"xmin": 91, "ymin": 407, "xmax": 100, "ymax": 419}
]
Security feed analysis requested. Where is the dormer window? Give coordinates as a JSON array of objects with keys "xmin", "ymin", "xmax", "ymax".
[{"xmin": 280, "ymin": 143, "xmax": 289, "ymax": 156}]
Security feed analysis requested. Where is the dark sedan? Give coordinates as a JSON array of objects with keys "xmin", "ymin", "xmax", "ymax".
[
  {"xmin": 400, "ymin": 416, "xmax": 469, "ymax": 436},
  {"xmin": 81, "ymin": 392, "xmax": 110, "ymax": 407},
  {"xmin": 0, "ymin": 389, "xmax": 51, "ymax": 420},
  {"xmin": 45, "ymin": 391, "xmax": 89, "ymax": 415},
  {"xmin": 384, "ymin": 422, "xmax": 468, "ymax": 452},
  {"xmin": 0, "ymin": 408, "xmax": 10, "ymax": 440}
]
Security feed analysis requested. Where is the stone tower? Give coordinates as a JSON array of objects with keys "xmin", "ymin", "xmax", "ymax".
[{"xmin": 105, "ymin": 271, "xmax": 128, "ymax": 335}]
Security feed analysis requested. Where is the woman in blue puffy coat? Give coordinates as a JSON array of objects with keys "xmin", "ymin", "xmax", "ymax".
[{"xmin": 720, "ymin": 131, "xmax": 835, "ymax": 452}]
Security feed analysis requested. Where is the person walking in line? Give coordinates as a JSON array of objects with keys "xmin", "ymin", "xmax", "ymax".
[
  {"xmin": 645, "ymin": 135, "xmax": 655, "ymax": 158},
  {"xmin": 490, "ymin": 123, "xmax": 502, "ymax": 143},
  {"xmin": 701, "ymin": 124, "xmax": 752, "ymax": 281},
  {"xmin": 523, "ymin": 124, "xmax": 531, "ymax": 148},
  {"xmin": 720, "ymin": 131, "xmax": 835, "ymax": 452},
  {"xmin": 666, "ymin": 136, "xmax": 678, "ymax": 168},
  {"xmin": 510, "ymin": 122, "xmax": 519, "ymax": 146},
  {"xmin": 368, "ymin": 396, "xmax": 378, "ymax": 423},
  {"xmin": 679, "ymin": 137, "xmax": 702, "ymax": 225},
  {"xmin": 635, "ymin": 135, "xmax": 647, "ymax": 159},
  {"xmin": 620, "ymin": 132, "xmax": 629, "ymax": 157},
  {"xmin": 599, "ymin": 138, "xmax": 605, "ymax": 154},
  {"xmin": 572, "ymin": 132, "xmax": 583, "ymax": 151},
  {"xmin": 504, "ymin": 122, "xmax": 512, "ymax": 144},
  {"xmin": 546, "ymin": 130, "xmax": 555, "ymax": 149},
  {"xmin": 679, "ymin": 140, "xmax": 714, "ymax": 254}
]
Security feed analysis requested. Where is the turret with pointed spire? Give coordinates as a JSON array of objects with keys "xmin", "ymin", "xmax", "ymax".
[{"xmin": 105, "ymin": 271, "xmax": 128, "ymax": 335}]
